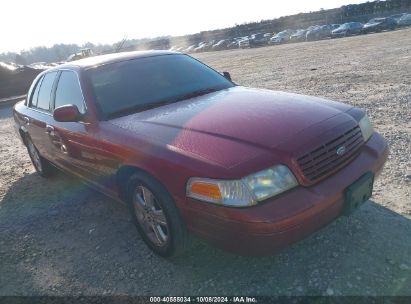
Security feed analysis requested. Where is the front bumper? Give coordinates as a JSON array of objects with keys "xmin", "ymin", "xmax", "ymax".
[{"xmin": 180, "ymin": 132, "xmax": 388, "ymax": 256}]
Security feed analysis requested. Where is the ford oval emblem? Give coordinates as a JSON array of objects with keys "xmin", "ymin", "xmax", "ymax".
[{"xmin": 336, "ymin": 146, "xmax": 346, "ymax": 156}]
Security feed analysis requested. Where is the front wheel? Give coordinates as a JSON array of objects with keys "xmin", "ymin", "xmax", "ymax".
[
  {"xmin": 126, "ymin": 172, "xmax": 190, "ymax": 257},
  {"xmin": 26, "ymin": 136, "xmax": 56, "ymax": 178}
]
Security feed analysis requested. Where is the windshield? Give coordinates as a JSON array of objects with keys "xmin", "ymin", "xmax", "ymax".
[{"xmin": 86, "ymin": 54, "xmax": 234, "ymax": 119}]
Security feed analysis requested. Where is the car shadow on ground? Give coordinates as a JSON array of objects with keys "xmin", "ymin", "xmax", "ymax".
[{"xmin": 1, "ymin": 171, "xmax": 411, "ymax": 296}]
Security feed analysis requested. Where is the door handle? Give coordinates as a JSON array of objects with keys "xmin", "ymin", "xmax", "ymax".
[
  {"xmin": 45, "ymin": 124, "xmax": 54, "ymax": 134},
  {"xmin": 23, "ymin": 117, "xmax": 30, "ymax": 125}
]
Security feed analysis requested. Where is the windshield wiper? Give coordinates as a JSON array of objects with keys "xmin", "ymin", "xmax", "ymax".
[
  {"xmin": 173, "ymin": 87, "xmax": 222, "ymax": 102},
  {"xmin": 107, "ymin": 99, "xmax": 176, "ymax": 119},
  {"xmin": 106, "ymin": 87, "xmax": 224, "ymax": 119}
]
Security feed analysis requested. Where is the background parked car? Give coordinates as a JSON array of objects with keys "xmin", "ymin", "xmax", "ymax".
[
  {"xmin": 238, "ymin": 37, "xmax": 250, "ymax": 48},
  {"xmin": 290, "ymin": 29, "xmax": 308, "ymax": 42},
  {"xmin": 249, "ymin": 33, "xmax": 270, "ymax": 47},
  {"xmin": 194, "ymin": 40, "xmax": 215, "ymax": 53},
  {"xmin": 193, "ymin": 43, "xmax": 205, "ymax": 53},
  {"xmin": 263, "ymin": 32, "xmax": 273, "ymax": 39},
  {"xmin": 397, "ymin": 13, "xmax": 411, "ymax": 26},
  {"xmin": 362, "ymin": 17, "xmax": 397, "ymax": 33},
  {"xmin": 212, "ymin": 39, "xmax": 229, "ymax": 50},
  {"xmin": 226, "ymin": 38, "xmax": 242, "ymax": 49},
  {"xmin": 390, "ymin": 13, "xmax": 408, "ymax": 24},
  {"xmin": 269, "ymin": 30, "xmax": 293, "ymax": 44},
  {"xmin": 183, "ymin": 44, "xmax": 196, "ymax": 53},
  {"xmin": 331, "ymin": 22, "xmax": 364, "ymax": 37},
  {"xmin": 306, "ymin": 25, "xmax": 337, "ymax": 41}
]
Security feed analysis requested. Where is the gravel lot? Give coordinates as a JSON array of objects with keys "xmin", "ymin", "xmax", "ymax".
[{"xmin": 0, "ymin": 28, "xmax": 410, "ymax": 296}]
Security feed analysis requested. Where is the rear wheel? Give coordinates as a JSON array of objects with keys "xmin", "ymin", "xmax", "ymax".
[
  {"xmin": 26, "ymin": 136, "xmax": 56, "ymax": 178},
  {"xmin": 126, "ymin": 171, "xmax": 189, "ymax": 257}
]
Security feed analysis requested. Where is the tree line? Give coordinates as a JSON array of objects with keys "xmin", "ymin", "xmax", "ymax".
[{"xmin": 1, "ymin": 0, "xmax": 410, "ymax": 65}]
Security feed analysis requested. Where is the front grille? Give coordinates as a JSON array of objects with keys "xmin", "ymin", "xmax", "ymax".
[{"xmin": 297, "ymin": 125, "xmax": 364, "ymax": 182}]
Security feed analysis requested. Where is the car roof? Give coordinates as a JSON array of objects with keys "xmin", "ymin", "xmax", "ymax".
[{"xmin": 56, "ymin": 50, "xmax": 179, "ymax": 70}]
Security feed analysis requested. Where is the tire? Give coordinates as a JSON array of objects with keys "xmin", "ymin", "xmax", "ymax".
[
  {"xmin": 26, "ymin": 136, "xmax": 56, "ymax": 178},
  {"xmin": 126, "ymin": 171, "xmax": 190, "ymax": 257}
]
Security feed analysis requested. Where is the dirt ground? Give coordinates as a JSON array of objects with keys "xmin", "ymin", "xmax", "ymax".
[{"xmin": 0, "ymin": 28, "xmax": 410, "ymax": 296}]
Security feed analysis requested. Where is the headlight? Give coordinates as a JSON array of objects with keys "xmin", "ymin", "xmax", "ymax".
[
  {"xmin": 358, "ymin": 114, "xmax": 374, "ymax": 142},
  {"xmin": 243, "ymin": 165, "xmax": 298, "ymax": 201},
  {"xmin": 186, "ymin": 165, "xmax": 298, "ymax": 207}
]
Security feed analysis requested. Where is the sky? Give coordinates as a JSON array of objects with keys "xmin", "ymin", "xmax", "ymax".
[{"xmin": 1, "ymin": 0, "xmax": 368, "ymax": 53}]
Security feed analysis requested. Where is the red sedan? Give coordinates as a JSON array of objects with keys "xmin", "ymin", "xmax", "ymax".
[{"xmin": 13, "ymin": 51, "xmax": 388, "ymax": 257}]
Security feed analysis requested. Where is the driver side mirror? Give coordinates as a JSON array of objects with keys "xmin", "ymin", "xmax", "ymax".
[
  {"xmin": 53, "ymin": 104, "xmax": 81, "ymax": 122},
  {"xmin": 222, "ymin": 71, "xmax": 232, "ymax": 81}
]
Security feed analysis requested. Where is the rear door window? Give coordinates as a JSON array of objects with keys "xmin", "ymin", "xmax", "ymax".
[
  {"xmin": 36, "ymin": 71, "xmax": 58, "ymax": 111},
  {"xmin": 54, "ymin": 71, "xmax": 85, "ymax": 113},
  {"xmin": 30, "ymin": 75, "xmax": 44, "ymax": 107}
]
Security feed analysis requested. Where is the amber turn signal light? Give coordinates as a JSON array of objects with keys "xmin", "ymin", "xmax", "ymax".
[{"xmin": 189, "ymin": 182, "xmax": 222, "ymax": 201}]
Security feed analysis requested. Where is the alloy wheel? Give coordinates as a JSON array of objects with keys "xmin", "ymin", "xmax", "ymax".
[{"xmin": 133, "ymin": 185, "xmax": 169, "ymax": 246}]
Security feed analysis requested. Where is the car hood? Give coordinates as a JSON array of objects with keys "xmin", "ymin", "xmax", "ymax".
[{"xmin": 109, "ymin": 87, "xmax": 355, "ymax": 168}]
